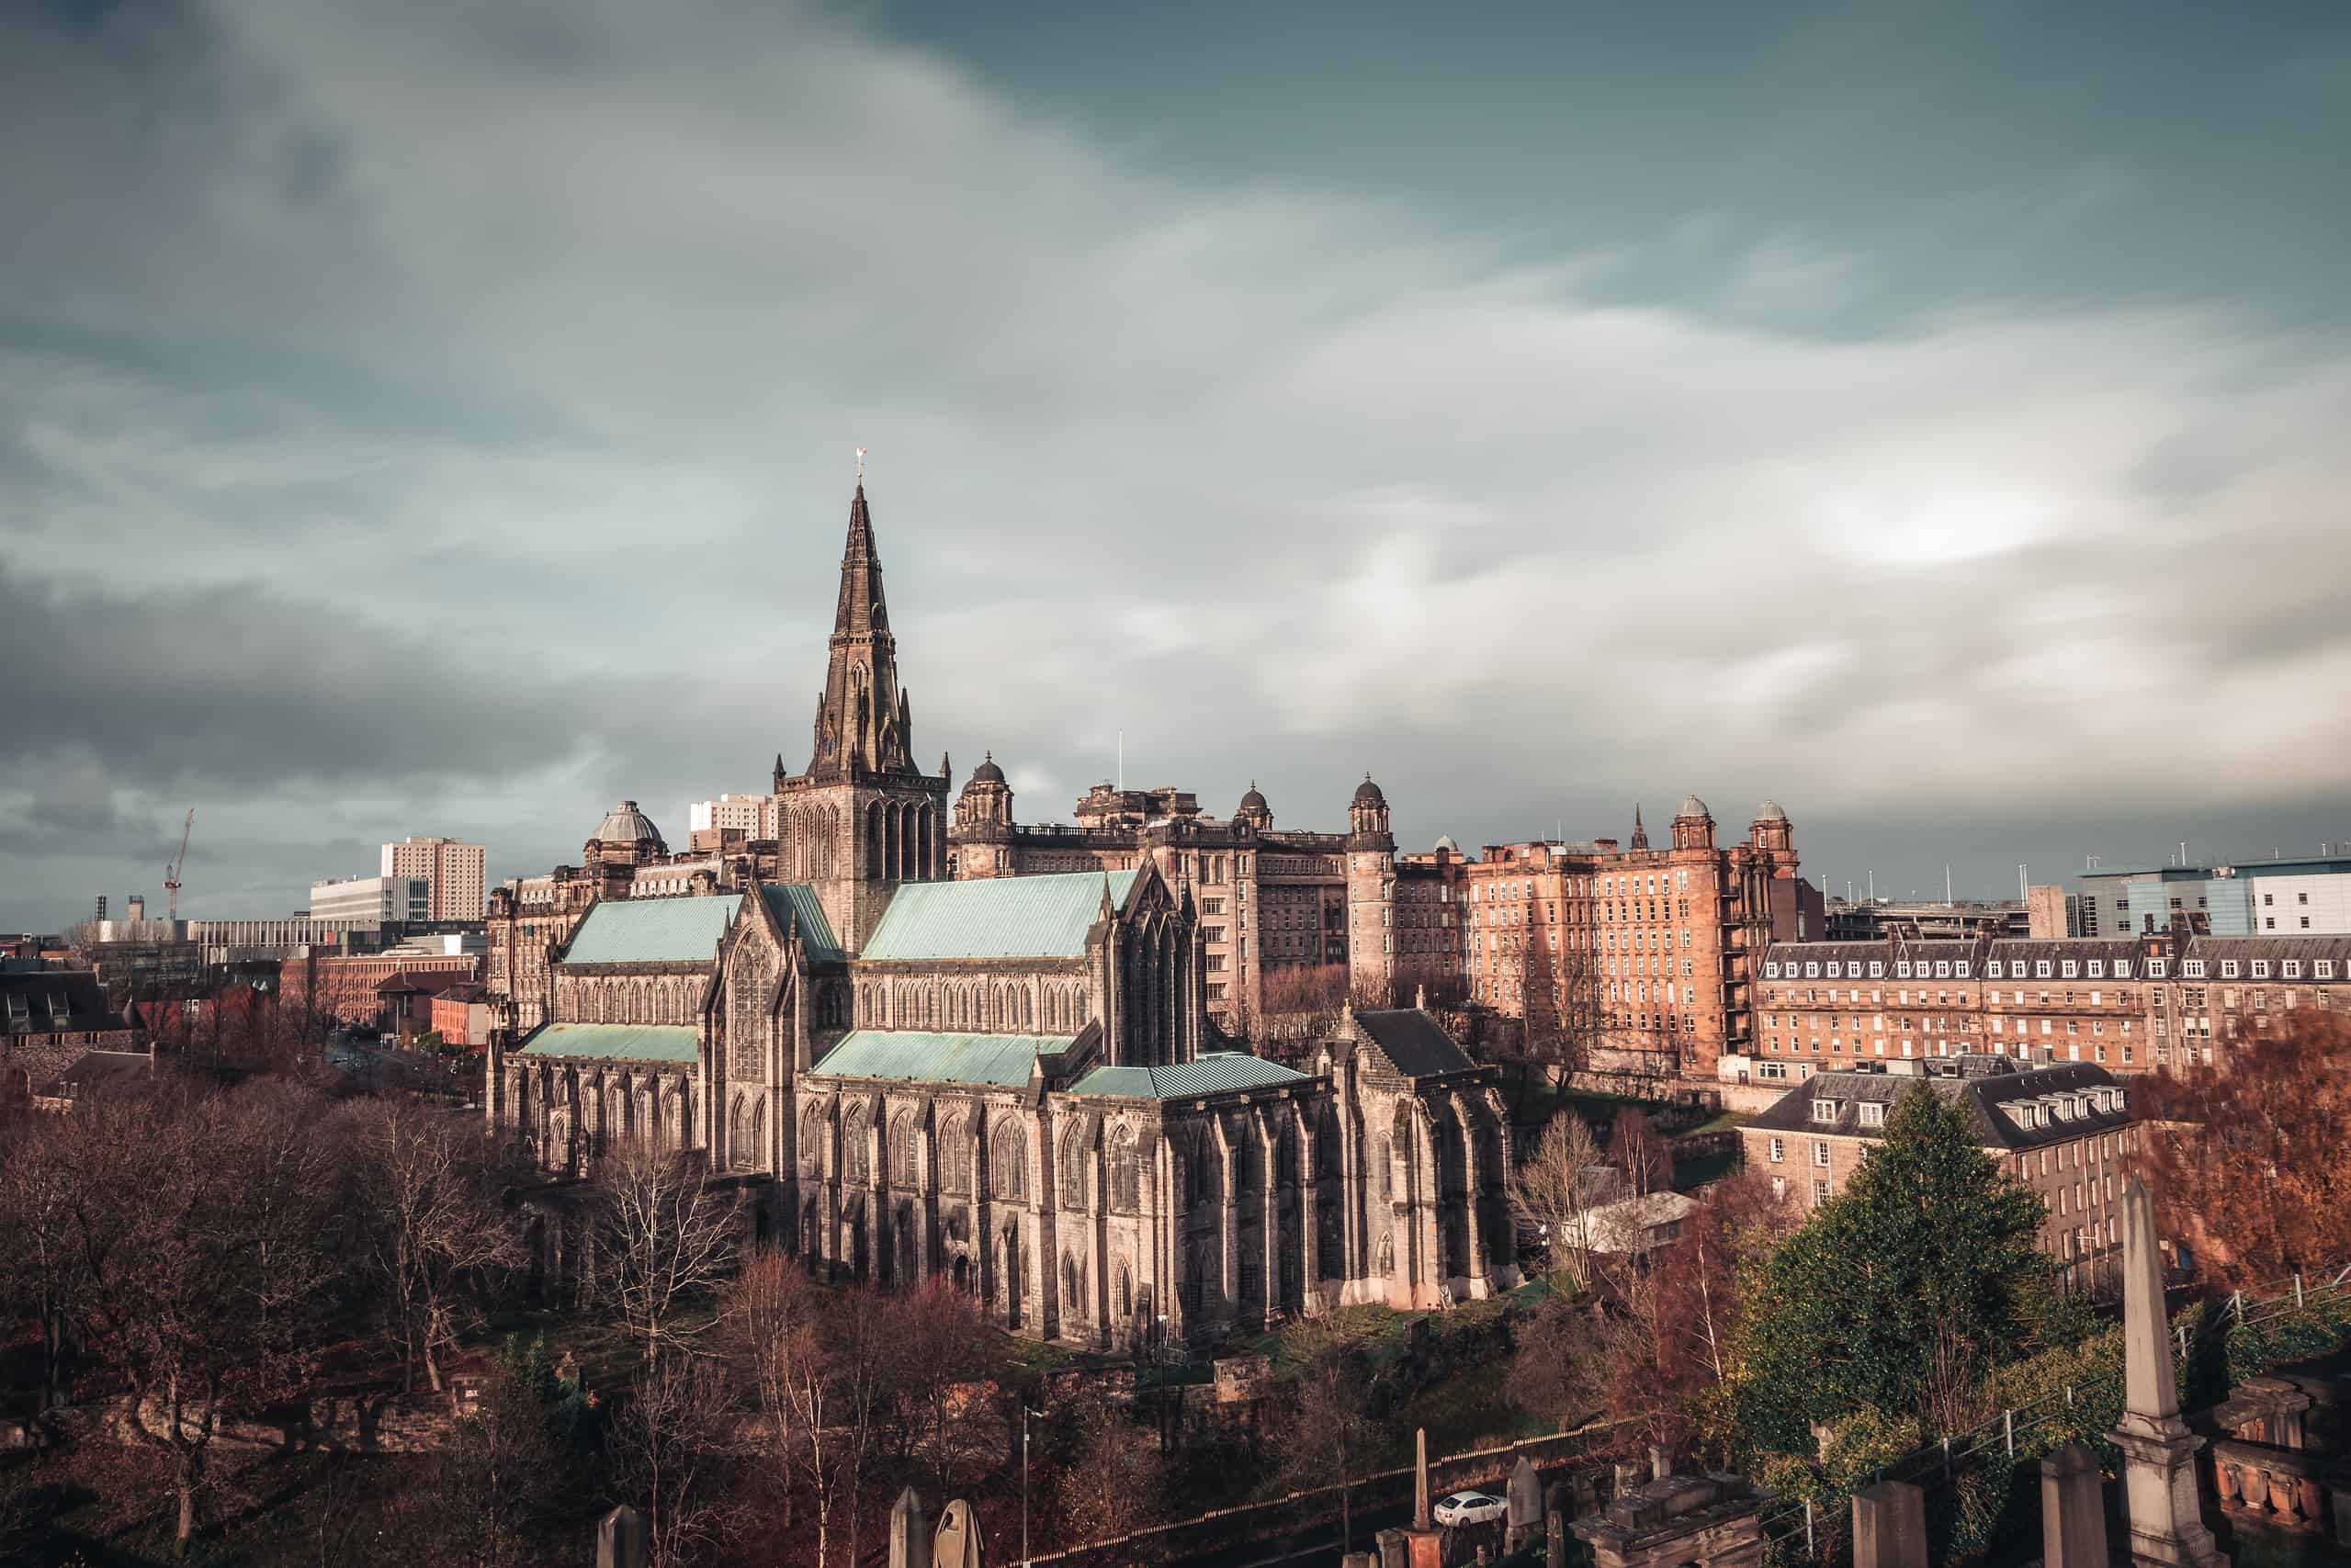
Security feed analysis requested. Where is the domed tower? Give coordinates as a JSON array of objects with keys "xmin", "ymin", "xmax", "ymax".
[
  {"xmin": 950, "ymin": 751, "xmax": 1016, "ymax": 878},
  {"xmin": 1234, "ymin": 781, "xmax": 1272, "ymax": 833},
  {"xmin": 585, "ymin": 800, "xmax": 667, "ymax": 869},
  {"xmin": 1346, "ymin": 774, "xmax": 1397, "ymax": 1007},
  {"xmin": 1749, "ymin": 800, "xmax": 1793, "ymax": 856},
  {"xmin": 1670, "ymin": 794, "xmax": 1716, "ymax": 852}
]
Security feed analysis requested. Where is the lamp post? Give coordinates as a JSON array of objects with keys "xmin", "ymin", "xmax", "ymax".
[{"xmin": 1022, "ymin": 1403, "xmax": 1046, "ymax": 1565}]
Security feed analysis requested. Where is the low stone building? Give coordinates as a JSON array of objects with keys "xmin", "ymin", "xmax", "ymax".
[
  {"xmin": 0, "ymin": 970, "xmax": 136, "ymax": 1108},
  {"xmin": 1739, "ymin": 1057, "xmax": 2138, "ymax": 1289}
]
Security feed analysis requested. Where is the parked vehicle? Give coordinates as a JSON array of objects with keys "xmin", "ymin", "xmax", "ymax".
[{"xmin": 1434, "ymin": 1491, "xmax": 1508, "ymax": 1529}]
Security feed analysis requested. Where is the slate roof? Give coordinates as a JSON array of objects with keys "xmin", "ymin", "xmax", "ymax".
[
  {"xmin": 863, "ymin": 870, "xmax": 1141, "ymax": 962},
  {"xmin": 2183, "ymin": 934, "xmax": 2351, "ymax": 968},
  {"xmin": 35, "ymin": 1049, "xmax": 153, "ymax": 1100},
  {"xmin": 1745, "ymin": 1062, "xmax": 2130, "ymax": 1152},
  {"xmin": 559, "ymin": 895, "xmax": 738, "ymax": 966},
  {"xmin": 809, "ymin": 1030, "xmax": 1072, "ymax": 1088},
  {"xmin": 0, "ymin": 971, "xmax": 130, "ymax": 1035},
  {"xmin": 1068, "ymin": 1053, "xmax": 1308, "ymax": 1100},
  {"xmin": 1984, "ymin": 938, "xmax": 2142, "ymax": 966},
  {"xmin": 515, "ymin": 1021, "xmax": 701, "ymax": 1064},
  {"xmin": 1352, "ymin": 1009, "xmax": 1477, "ymax": 1077},
  {"xmin": 760, "ymin": 884, "xmax": 844, "ymax": 964}
]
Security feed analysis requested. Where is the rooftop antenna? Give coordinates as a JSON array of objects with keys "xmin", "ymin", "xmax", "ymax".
[
  {"xmin": 1945, "ymin": 864, "xmax": 1952, "ymax": 905},
  {"xmin": 1117, "ymin": 728, "xmax": 1124, "ymax": 792},
  {"xmin": 2018, "ymin": 863, "xmax": 2028, "ymax": 903},
  {"xmin": 854, "ymin": 446, "xmax": 867, "ymax": 483}
]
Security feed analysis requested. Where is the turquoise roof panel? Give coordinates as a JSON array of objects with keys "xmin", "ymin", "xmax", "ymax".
[
  {"xmin": 559, "ymin": 894, "xmax": 738, "ymax": 966},
  {"xmin": 863, "ymin": 870, "xmax": 1142, "ymax": 962},
  {"xmin": 1068, "ymin": 1052, "xmax": 1306, "ymax": 1100},
  {"xmin": 516, "ymin": 1022, "xmax": 700, "ymax": 1063},
  {"xmin": 810, "ymin": 1029, "xmax": 1071, "ymax": 1087},
  {"xmin": 761, "ymin": 883, "xmax": 844, "ymax": 963}
]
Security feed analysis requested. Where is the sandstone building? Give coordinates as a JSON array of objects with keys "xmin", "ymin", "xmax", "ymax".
[
  {"xmin": 483, "ymin": 483, "xmax": 1520, "ymax": 1344},
  {"xmin": 1739, "ymin": 1057, "xmax": 2137, "ymax": 1288},
  {"xmin": 1746, "ymin": 930, "xmax": 2351, "ymax": 1080}
]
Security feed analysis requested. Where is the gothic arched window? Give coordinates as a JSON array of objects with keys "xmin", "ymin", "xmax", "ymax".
[
  {"xmin": 842, "ymin": 1102, "xmax": 870, "ymax": 1183},
  {"xmin": 940, "ymin": 1115, "xmax": 972, "ymax": 1193},
  {"xmin": 1057, "ymin": 1122, "xmax": 1086, "ymax": 1210},
  {"xmin": 889, "ymin": 1110, "xmax": 919, "ymax": 1188},
  {"xmin": 1108, "ymin": 1125, "xmax": 1139, "ymax": 1212},
  {"xmin": 990, "ymin": 1121, "xmax": 1026, "ymax": 1202}
]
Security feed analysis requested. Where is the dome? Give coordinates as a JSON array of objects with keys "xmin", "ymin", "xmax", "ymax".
[
  {"xmin": 1352, "ymin": 773, "xmax": 1387, "ymax": 807},
  {"xmin": 1754, "ymin": 799, "xmax": 1788, "ymax": 822},
  {"xmin": 1675, "ymin": 794, "xmax": 1711, "ymax": 820},
  {"xmin": 1434, "ymin": 834, "xmax": 1461, "ymax": 854},
  {"xmin": 969, "ymin": 750, "xmax": 1006, "ymax": 785},
  {"xmin": 1238, "ymin": 781, "xmax": 1269, "ymax": 812},
  {"xmin": 592, "ymin": 800, "xmax": 663, "ymax": 844}
]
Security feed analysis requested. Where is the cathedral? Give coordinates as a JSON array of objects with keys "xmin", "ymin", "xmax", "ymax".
[{"xmin": 484, "ymin": 483, "xmax": 1520, "ymax": 1345}]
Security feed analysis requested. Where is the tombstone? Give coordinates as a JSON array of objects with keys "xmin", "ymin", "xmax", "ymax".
[
  {"xmin": 2040, "ymin": 1444, "xmax": 2110, "ymax": 1568},
  {"xmin": 934, "ymin": 1499, "xmax": 983, "ymax": 1568},
  {"xmin": 889, "ymin": 1485, "xmax": 931, "ymax": 1568},
  {"xmin": 1375, "ymin": 1527, "xmax": 1411, "ymax": 1568},
  {"xmin": 1341, "ymin": 1555, "xmax": 1376, "ymax": 1568},
  {"xmin": 2107, "ymin": 1179, "xmax": 2223, "ymax": 1568},
  {"xmin": 1508, "ymin": 1456, "xmax": 1544, "ymax": 1551},
  {"xmin": 1850, "ymin": 1479, "xmax": 1927, "ymax": 1568},
  {"xmin": 1546, "ymin": 1506, "xmax": 1567, "ymax": 1568},
  {"xmin": 596, "ymin": 1506, "xmax": 647, "ymax": 1568}
]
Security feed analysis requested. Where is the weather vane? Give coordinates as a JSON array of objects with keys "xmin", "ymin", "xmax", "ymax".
[{"xmin": 855, "ymin": 446, "xmax": 867, "ymax": 482}]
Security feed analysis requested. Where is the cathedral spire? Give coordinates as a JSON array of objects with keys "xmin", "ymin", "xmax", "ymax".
[
  {"xmin": 806, "ymin": 480, "xmax": 915, "ymax": 777},
  {"xmin": 1631, "ymin": 803, "xmax": 1649, "ymax": 852}
]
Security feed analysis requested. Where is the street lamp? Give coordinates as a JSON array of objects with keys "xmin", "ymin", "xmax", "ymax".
[{"xmin": 1022, "ymin": 1404, "xmax": 1046, "ymax": 1565}]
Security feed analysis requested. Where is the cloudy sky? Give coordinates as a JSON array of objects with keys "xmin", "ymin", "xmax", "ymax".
[{"xmin": 4, "ymin": 0, "xmax": 2348, "ymax": 929}]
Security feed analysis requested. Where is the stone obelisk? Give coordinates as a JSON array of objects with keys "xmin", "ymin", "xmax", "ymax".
[{"xmin": 2108, "ymin": 1178, "xmax": 2224, "ymax": 1568}]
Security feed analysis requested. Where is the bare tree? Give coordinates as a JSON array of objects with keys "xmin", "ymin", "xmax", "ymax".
[
  {"xmin": 1507, "ymin": 1110, "xmax": 1609, "ymax": 1292},
  {"xmin": 1256, "ymin": 963, "xmax": 1352, "ymax": 1063},
  {"xmin": 350, "ymin": 1099, "xmax": 526, "ymax": 1392},
  {"xmin": 1053, "ymin": 1384, "xmax": 1169, "ymax": 1551},
  {"xmin": 1509, "ymin": 1292, "xmax": 1609, "ymax": 1433},
  {"xmin": 435, "ymin": 1355, "xmax": 561, "ymax": 1566},
  {"xmin": 875, "ymin": 1276, "xmax": 1002, "ymax": 1497},
  {"xmin": 609, "ymin": 1355, "xmax": 741, "ymax": 1568},
  {"xmin": 595, "ymin": 1145, "xmax": 743, "ymax": 1361},
  {"xmin": 73, "ymin": 1082, "xmax": 345, "ymax": 1553},
  {"xmin": 1268, "ymin": 1322, "xmax": 1391, "ymax": 1555}
]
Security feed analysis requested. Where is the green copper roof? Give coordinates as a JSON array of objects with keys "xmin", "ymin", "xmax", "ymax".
[
  {"xmin": 1068, "ymin": 1053, "xmax": 1307, "ymax": 1100},
  {"xmin": 863, "ymin": 870, "xmax": 1141, "ymax": 962},
  {"xmin": 516, "ymin": 1022, "xmax": 700, "ymax": 1063},
  {"xmin": 809, "ymin": 1030, "xmax": 1073, "ymax": 1087},
  {"xmin": 560, "ymin": 895, "xmax": 738, "ymax": 966},
  {"xmin": 761, "ymin": 884, "xmax": 843, "ymax": 963}
]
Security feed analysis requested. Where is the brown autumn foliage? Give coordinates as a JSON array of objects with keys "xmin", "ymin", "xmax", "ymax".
[{"xmin": 2135, "ymin": 1008, "xmax": 2351, "ymax": 1287}]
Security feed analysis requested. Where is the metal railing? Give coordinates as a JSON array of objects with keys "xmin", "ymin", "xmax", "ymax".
[{"xmin": 1756, "ymin": 1259, "xmax": 2351, "ymax": 1565}]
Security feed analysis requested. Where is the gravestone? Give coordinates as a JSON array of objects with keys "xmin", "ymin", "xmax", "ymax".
[
  {"xmin": 934, "ymin": 1498, "xmax": 983, "ymax": 1568},
  {"xmin": 889, "ymin": 1485, "xmax": 930, "ymax": 1568},
  {"xmin": 2040, "ymin": 1444, "xmax": 2110, "ymax": 1568},
  {"xmin": 1850, "ymin": 1480, "xmax": 1926, "ymax": 1568},
  {"xmin": 596, "ymin": 1506, "xmax": 647, "ymax": 1568},
  {"xmin": 1509, "ymin": 1456, "xmax": 1544, "ymax": 1551},
  {"xmin": 2108, "ymin": 1179, "xmax": 2223, "ymax": 1568}
]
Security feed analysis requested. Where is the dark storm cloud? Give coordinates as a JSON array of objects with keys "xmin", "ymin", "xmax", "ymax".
[{"xmin": 2, "ymin": 0, "xmax": 2348, "ymax": 927}]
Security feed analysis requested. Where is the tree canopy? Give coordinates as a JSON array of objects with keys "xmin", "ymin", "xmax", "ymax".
[{"xmin": 1733, "ymin": 1082, "xmax": 2060, "ymax": 1454}]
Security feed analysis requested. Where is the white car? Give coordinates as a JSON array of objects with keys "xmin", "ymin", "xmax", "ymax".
[{"xmin": 1433, "ymin": 1491, "xmax": 1508, "ymax": 1529}]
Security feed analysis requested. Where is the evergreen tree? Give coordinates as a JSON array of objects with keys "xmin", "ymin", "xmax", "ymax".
[{"xmin": 1734, "ymin": 1083, "xmax": 2058, "ymax": 1455}]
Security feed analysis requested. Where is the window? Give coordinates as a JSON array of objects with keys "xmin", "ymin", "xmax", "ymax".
[
  {"xmin": 1988, "ymin": 961, "xmax": 2006, "ymax": 978},
  {"xmin": 2181, "ymin": 960, "xmax": 2205, "ymax": 978},
  {"xmin": 1858, "ymin": 1101, "xmax": 1884, "ymax": 1128},
  {"xmin": 2220, "ymin": 960, "xmax": 2241, "ymax": 978},
  {"xmin": 1812, "ymin": 1098, "xmax": 1840, "ymax": 1123},
  {"xmin": 1813, "ymin": 1141, "xmax": 1831, "ymax": 1168},
  {"xmin": 1813, "ymin": 1179, "xmax": 1830, "ymax": 1204},
  {"xmin": 1768, "ymin": 1137, "xmax": 1785, "ymax": 1163},
  {"xmin": 2251, "ymin": 960, "xmax": 2271, "ymax": 978}
]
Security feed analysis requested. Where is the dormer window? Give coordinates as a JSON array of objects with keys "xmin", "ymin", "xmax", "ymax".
[
  {"xmin": 2283, "ymin": 960, "xmax": 2303, "ymax": 979},
  {"xmin": 1897, "ymin": 962, "xmax": 1914, "ymax": 978},
  {"xmin": 1812, "ymin": 1099, "xmax": 1841, "ymax": 1122},
  {"xmin": 2220, "ymin": 960, "xmax": 2241, "ymax": 978},
  {"xmin": 2114, "ymin": 959, "xmax": 2131, "ymax": 977},
  {"xmin": 2062, "ymin": 961, "xmax": 2079, "ymax": 978},
  {"xmin": 1955, "ymin": 962, "xmax": 1971, "ymax": 978},
  {"xmin": 1825, "ymin": 962, "xmax": 1841, "ymax": 977},
  {"xmin": 1858, "ymin": 1101, "xmax": 1885, "ymax": 1128},
  {"xmin": 1805, "ymin": 962, "xmax": 1821, "ymax": 977},
  {"xmin": 1765, "ymin": 962, "xmax": 1780, "ymax": 978},
  {"xmin": 2319, "ymin": 960, "xmax": 2337, "ymax": 979},
  {"xmin": 2181, "ymin": 960, "xmax": 2205, "ymax": 978},
  {"xmin": 2250, "ymin": 960, "xmax": 2270, "ymax": 978},
  {"xmin": 1870, "ymin": 962, "xmax": 1885, "ymax": 977},
  {"xmin": 2036, "ymin": 961, "xmax": 2054, "ymax": 978},
  {"xmin": 1988, "ymin": 961, "xmax": 2006, "ymax": 978},
  {"xmin": 2146, "ymin": 958, "xmax": 2166, "ymax": 978}
]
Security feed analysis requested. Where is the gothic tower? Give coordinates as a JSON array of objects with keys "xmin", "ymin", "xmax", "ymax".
[{"xmin": 773, "ymin": 481, "xmax": 950, "ymax": 953}]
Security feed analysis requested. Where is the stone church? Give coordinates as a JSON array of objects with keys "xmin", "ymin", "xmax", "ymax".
[{"xmin": 485, "ymin": 482, "xmax": 1520, "ymax": 1345}]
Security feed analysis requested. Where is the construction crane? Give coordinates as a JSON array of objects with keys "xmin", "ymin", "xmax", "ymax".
[{"xmin": 164, "ymin": 807, "xmax": 195, "ymax": 921}]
